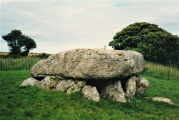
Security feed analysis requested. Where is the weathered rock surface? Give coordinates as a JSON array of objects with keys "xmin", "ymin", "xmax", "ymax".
[
  {"xmin": 82, "ymin": 85, "xmax": 100, "ymax": 101},
  {"xmin": 20, "ymin": 77, "xmax": 40, "ymax": 87},
  {"xmin": 30, "ymin": 49, "xmax": 145, "ymax": 80},
  {"xmin": 66, "ymin": 81, "xmax": 86, "ymax": 94},
  {"xmin": 55, "ymin": 80, "xmax": 86, "ymax": 94},
  {"xmin": 21, "ymin": 48, "xmax": 149, "ymax": 103},
  {"xmin": 152, "ymin": 97, "xmax": 174, "ymax": 105},
  {"xmin": 126, "ymin": 76, "xmax": 136, "ymax": 100},
  {"xmin": 38, "ymin": 76, "xmax": 58, "ymax": 90},
  {"xmin": 55, "ymin": 80, "xmax": 75, "ymax": 92},
  {"xmin": 101, "ymin": 81, "xmax": 126, "ymax": 102},
  {"xmin": 136, "ymin": 77, "xmax": 149, "ymax": 93}
]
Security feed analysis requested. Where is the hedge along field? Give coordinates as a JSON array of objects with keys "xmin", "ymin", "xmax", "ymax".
[
  {"xmin": 143, "ymin": 62, "xmax": 179, "ymax": 80},
  {"xmin": 0, "ymin": 57, "xmax": 42, "ymax": 70}
]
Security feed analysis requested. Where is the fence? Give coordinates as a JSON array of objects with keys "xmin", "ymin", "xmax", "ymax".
[
  {"xmin": 0, "ymin": 57, "xmax": 42, "ymax": 70},
  {"xmin": 144, "ymin": 62, "xmax": 179, "ymax": 80}
]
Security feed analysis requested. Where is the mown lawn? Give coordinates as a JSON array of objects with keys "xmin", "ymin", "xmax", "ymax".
[{"xmin": 0, "ymin": 70, "xmax": 179, "ymax": 120}]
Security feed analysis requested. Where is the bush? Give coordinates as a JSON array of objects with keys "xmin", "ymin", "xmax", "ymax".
[{"xmin": 37, "ymin": 53, "xmax": 50, "ymax": 58}]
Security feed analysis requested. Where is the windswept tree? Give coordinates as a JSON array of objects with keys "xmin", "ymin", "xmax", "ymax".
[
  {"xmin": 109, "ymin": 22, "xmax": 179, "ymax": 64},
  {"xmin": 2, "ymin": 30, "xmax": 36, "ymax": 56}
]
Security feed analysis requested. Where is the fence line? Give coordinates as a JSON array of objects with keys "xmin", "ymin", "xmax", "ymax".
[
  {"xmin": 0, "ymin": 57, "xmax": 42, "ymax": 70},
  {"xmin": 145, "ymin": 62, "xmax": 179, "ymax": 80}
]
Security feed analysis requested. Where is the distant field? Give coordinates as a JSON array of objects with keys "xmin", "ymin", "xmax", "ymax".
[
  {"xmin": 0, "ymin": 52, "xmax": 8, "ymax": 56},
  {"xmin": 0, "ymin": 52, "xmax": 40, "ymax": 56}
]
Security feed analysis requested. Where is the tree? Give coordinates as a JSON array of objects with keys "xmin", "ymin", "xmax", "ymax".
[
  {"xmin": 2, "ymin": 30, "xmax": 36, "ymax": 56},
  {"xmin": 109, "ymin": 22, "xmax": 179, "ymax": 64}
]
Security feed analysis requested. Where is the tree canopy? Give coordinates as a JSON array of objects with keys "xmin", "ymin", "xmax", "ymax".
[
  {"xmin": 109, "ymin": 22, "xmax": 179, "ymax": 64},
  {"xmin": 2, "ymin": 30, "xmax": 36, "ymax": 56}
]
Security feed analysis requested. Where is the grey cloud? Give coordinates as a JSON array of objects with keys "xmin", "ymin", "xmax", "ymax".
[{"xmin": 0, "ymin": 0, "xmax": 178, "ymax": 54}]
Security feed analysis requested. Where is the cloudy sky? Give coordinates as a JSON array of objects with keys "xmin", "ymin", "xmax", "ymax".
[{"xmin": 0, "ymin": 0, "xmax": 179, "ymax": 54}]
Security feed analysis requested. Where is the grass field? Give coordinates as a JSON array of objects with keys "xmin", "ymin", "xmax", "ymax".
[{"xmin": 0, "ymin": 70, "xmax": 179, "ymax": 120}]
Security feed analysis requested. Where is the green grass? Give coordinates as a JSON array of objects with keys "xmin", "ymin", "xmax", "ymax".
[
  {"xmin": 0, "ymin": 70, "xmax": 179, "ymax": 120},
  {"xmin": 0, "ymin": 57, "xmax": 41, "ymax": 70}
]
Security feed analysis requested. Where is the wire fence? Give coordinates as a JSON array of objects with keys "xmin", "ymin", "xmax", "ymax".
[
  {"xmin": 144, "ymin": 62, "xmax": 179, "ymax": 80},
  {"xmin": 0, "ymin": 57, "xmax": 42, "ymax": 70}
]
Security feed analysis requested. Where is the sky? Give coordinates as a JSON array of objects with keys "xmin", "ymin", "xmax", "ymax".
[{"xmin": 0, "ymin": 0, "xmax": 179, "ymax": 54}]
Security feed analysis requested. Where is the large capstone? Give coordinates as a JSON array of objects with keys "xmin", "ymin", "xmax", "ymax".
[{"xmin": 30, "ymin": 48, "xmax": 145, "ymax": 80}]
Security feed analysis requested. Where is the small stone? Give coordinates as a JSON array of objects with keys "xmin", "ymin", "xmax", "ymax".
[
  {"xmin": 20, "ymin": 77, "xmax": 39, "ymax": 87},
  {"xmin": 152, "ymin": 97, "xmax": 174, "ymax": 105}
]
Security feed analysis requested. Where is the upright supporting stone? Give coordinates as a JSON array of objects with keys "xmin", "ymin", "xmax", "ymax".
[
  {"xmin": 38, "ymin": 76, "xmax": 58, "ymax": 90},
  {"xmin": 67, "ymin": 81, "xmax": 86, "ymax": 94},
  {"xmin": 101, "ymin": 81, "xmax": 126, "ymax": 102},
  {"xmin": 126, "ymin": 76, "xmax": 136, "ymax": 100},
  {"xmin": 82, "ymin": 85, "xmax": 100, "ymax": 101},
  {"xmin": 55, "ymin": 80, "xmax": 75, "ymax": 92},
  {"xmin": 136, "ymin": 77, "xmax": 149, "ymax": 93}
]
